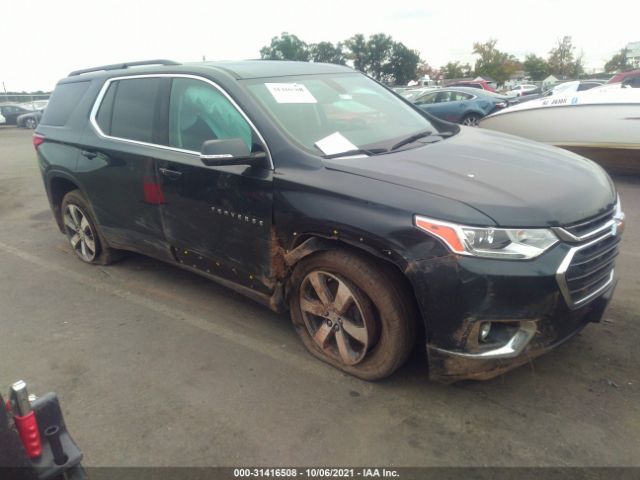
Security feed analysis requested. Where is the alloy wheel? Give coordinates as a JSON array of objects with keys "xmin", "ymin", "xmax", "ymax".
[
  {"xmin": 462, "ymin": 115, "xmax": 479, "ymax": 126},
  {"xmin": 299, "ymin": 271, "xmax": 375, "ymax": 365},
  {"xmin": 25, "ymin": 118, "xmax": 37, "ymax": 129},
  {"xmin": 63, "ymin": 204, "xmax": 97, "ymax": 262}
]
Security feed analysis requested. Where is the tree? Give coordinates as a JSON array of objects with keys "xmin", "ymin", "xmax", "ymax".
[
  {"xmin": 344, "ymin": 33, "xmax": 422, "ymax": 84},
  {"xmin": 604, "ymin": 48, "xmax": 631, "ymax": 73},
  {"xmin": 417, "ymin": 62, "xmax": 441, "ymax": 81},
  {"xmin": 365, "ymin": 33, "xmax": 394, "ymax": 80},
  {"xmin": 309, "ymin": 42, "xmax": 346, "ymax": 65},
  {"xmin": 260, "ymin": 32, "xmax": 310, "ymax": 61},
  {"xmin": 384, "ymin": 42, "xmax": 421, "ymax": 85},
  {"xmin": 547, "ymin": 36, "xmax": 582, "ymax": 78},
  {"xmin": 523, "ymin": 54, "xmax": 548, "ymax": 81},
  {"xmin": 440, "ymin": 61, "xmax": 472, "ymax": 79},
  {"xmin": 344, "ymin": 34, "xmax": 368, "ymax": 71},
  {"xmin": 472, "ymin": 39, "xmax": 520, "ymax": 84}
]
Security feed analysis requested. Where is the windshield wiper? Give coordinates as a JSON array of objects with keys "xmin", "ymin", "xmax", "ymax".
[
  {"xmin": 390, "ymin": 130, "xmax": 434, "ymax": 151},
  {"xmin": 322, "ymin": 148, "xmax": 387, "ymax": 159}
]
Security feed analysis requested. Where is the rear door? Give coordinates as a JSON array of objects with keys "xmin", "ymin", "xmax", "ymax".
[
  {"xmin": 156, "ymin": 76, "xmax": 275, "ymax": 293},
  {"xmin": 78, "ymin": 76, "xmax": 169, "ymax": 258}
]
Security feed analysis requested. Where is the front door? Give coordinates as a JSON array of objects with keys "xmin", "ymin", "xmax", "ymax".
[{"xmin": 157, "ymin": 77, "xmax": 274, "ymax": 293}]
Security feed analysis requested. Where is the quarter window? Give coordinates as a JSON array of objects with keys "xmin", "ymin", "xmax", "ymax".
[
  {"xmin": 168, "ymin": 78, "xmax": 252, "ymax": 152},
  {"xmin": 40, "ymin": 81, "xmax": 90, "ymax": 126}
]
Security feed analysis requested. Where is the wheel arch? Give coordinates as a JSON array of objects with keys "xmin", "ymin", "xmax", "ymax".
[
  {"xmin": 282, "ymin": 234, "xmax": 426, "ymax": 346},
  {"xmin": 47, "ymin": 174, "xmax": 82, "ymax": 233}
]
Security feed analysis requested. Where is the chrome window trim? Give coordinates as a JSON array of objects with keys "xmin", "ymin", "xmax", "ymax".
[
  {"xmin": 555, "ymin": 231, "xmax": 616, "ymax": 309},
  {"xmin": 88, "ymin": 73, "xmax": 274, "ymax": 170}
]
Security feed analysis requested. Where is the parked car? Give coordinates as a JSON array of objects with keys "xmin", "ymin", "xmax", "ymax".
[
  {"xmin": 447, "ymin": 80, "xmax": 496, "ymax": 92},
  {"xmin": 0, "ymin": 104, "xmax": 34, "ymax": 125},
  {"xmin": 411, "ymin": 87, "xmax": 512, "ymax": 125},
  {"xmin": 607, "ymin": 69, "xmax": 640, "ymax": 87},
  {"xmin": 506, "ymin": 84, "xmax": 539, "ymax": 96},
  {"xmin": 35, "ymin": 59, "xmax": 624, "ymax": 382},
  {"xmin": 0, "ymin": 112, "xmax": 5, "ymax": 125},
  {"xmin": 17, "ymin": 109, "xmax": 45, "ymax": 129}
]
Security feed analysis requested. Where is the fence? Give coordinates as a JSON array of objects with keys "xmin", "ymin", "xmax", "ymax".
[{"xmin": 1, "ymin": 93, "xmax": 51, "ymax": 109}]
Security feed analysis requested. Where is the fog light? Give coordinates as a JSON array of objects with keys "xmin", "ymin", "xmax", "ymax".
[{"xmin": 479, "ymin": 322, "xmax": 491, "ymax": 342}]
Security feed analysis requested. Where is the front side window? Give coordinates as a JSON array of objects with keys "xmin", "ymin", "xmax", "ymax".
[
  {"xmin": 169, "ymin": 78, "xmax": 252, "ymax": 152},
  {"xmin": 245, "ymin": 73, "xmax": 438, "ymax": 155}
]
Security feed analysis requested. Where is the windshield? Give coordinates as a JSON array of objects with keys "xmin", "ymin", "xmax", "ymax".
[{"xmin": 244, "ymin": 73, "xmax": 440, "ymax": 156}]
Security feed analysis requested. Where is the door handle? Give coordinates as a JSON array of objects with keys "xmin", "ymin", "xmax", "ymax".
[
  {"xmin": 159, "ymin": 167, "xmax": 183, "ymax": 180},
  {"xmin": 81, "ymin": 150, "xmax": 97, "ymax": 159}
]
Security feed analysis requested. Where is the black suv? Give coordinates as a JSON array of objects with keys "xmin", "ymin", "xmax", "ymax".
[{"xmin": 35, "ymin": 59, "xmax": 625, "ymax": 382}]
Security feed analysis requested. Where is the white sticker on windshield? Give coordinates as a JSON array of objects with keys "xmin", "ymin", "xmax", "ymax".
[
  {"xmin": 265, "ymin": 83, "xmax": 317, "ymax": 104},
  {"xmin": 314, "ymin": 132, "xmax": 359, "ymax": 156}
]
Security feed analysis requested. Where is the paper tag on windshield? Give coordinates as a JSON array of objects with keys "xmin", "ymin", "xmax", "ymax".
[
  {"xmin": 314, "ymin": 132, "xmax": 358, "ymax": 156},
  {"xmin": 265, "ymin": 83, "xmax": 317, "ymax": 104}
]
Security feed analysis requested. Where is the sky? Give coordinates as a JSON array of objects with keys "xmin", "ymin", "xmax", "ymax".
[{"xmin": 2, "ymin": 0, "xmax": 639, "ymax": 92}]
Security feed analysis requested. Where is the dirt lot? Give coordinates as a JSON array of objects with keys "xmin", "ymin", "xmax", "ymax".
[{"xmin": 1, "ymin": 127, "xmax": 639, "ymax": 467}]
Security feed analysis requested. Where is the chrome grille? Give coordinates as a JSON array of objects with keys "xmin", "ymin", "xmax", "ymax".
[
  {"xmin": 557, "ymin": 232, "xmax": 619, "ymax": 309},
  {"xmin": 554, "ymin": 208, "xmax": 615, "ymax": 243}
]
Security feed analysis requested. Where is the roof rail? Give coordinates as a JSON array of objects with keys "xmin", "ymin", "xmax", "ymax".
[{"xmin": 68, "ymin": 59, "xmax": 180, "ymax": 77}]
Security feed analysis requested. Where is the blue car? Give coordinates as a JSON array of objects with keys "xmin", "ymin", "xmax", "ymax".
[{"xmin": 411, "ymin": 87, "xmax": 513, "ymax": 126}]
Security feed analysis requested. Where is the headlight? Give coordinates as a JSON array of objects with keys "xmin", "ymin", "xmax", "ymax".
[
  {"xmin": 613, "ymin": 195, "xmax": 626, "ymax": 235},
  {"xmin": 414, "ymin": 215, "xmax": 558, "ymax": 260}
]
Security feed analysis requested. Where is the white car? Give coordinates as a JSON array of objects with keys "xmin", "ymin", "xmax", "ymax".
[
  {"xmin": 506, "ymin": 84, "xmax": 538, "ymax": 96},
  {"xmin": 0, "ymin": 111, "xmax": 5, "ymax": 124}
]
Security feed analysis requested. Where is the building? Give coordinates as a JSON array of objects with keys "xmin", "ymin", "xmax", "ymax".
[{"xmin": 626, "ymin": 41, "xmax": 640, "ymax": 68}]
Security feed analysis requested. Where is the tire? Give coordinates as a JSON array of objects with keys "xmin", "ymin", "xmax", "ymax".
[
  {"xmin": 60, "ymin": 190, "xmax": 122, "ymax": 265},
  {"xmin": 289, "ymin": 249, "xmax": 416, "ymax": 380},
  {"xmin": 24, "ymin": 117, "xmax": 37, "ymax": 129},
  {"xmin": 461, "ymin": 113, "xmax": 481, "ymax": 127}
]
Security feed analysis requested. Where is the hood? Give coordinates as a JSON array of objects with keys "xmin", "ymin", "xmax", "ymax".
[{"xmin": 323, "ymin": 127, "xmax": 616, "ymax": 227}]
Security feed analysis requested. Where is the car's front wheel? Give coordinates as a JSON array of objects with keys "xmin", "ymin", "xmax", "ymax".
[
  {"xmin": 24, "ymin": 117, "xmax": 37, "ymax": 129},
  {"xmin": 61, "ymin": 190, "xmax": 121, "ymax": 265},
  {"xmin": 289, "ymin": 249, "xmax": 416, "ymax": 380}
]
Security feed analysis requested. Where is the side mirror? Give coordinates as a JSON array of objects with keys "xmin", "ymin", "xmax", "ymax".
[{"xmin": 200, "ymin": 138, "xmax": 267, "ymax": 167}]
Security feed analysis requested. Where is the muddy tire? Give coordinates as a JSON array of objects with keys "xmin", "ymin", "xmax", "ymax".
[
  {"xmin": 61, "ymin": 190, "xmax": 122, "ymax": 265},
  {"xmin": 289, "ymin": 249, "xmax": 416, "ymax": 380}
]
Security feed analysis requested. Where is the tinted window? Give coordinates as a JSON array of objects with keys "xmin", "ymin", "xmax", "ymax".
[
  {"xmin": 169, "ymin": 78, "xmax": 252, "ymax": 151},
  {"xmin": 95, "ymin": 82, "xmax": 117, "ymax": 135},
  {"xmin": 40, "ymin": 81, "xmax": 90, "ymax": 126},
  {"xmin": 110, "ymin": 78, "xmax": 162, "ymax": 143}
]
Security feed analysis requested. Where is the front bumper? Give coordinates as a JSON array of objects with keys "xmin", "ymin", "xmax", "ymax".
[{"xmin": 404, "ymin": 241, "xmax": 618, "ymax": 383}]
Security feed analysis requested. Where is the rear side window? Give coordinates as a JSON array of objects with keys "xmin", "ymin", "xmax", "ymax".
[
  {"xmin": 40, "ymin": 81, "xmax": 90, "ymax": 126},
  {"xmin": 109, "ymin": 78, "xmax": 162, "ymax": 143}
]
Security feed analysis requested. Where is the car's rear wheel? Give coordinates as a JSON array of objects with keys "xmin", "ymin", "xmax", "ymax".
[
  {"xmin": 289, "ymin": 249, "xmax": 416, "ymax": 380},
  {"xmin": 25, "ymin": 117, "xmax": 37, "ymax": 129},
  {"xmin": 461, "ymin": 113, "xmax": 481, "ymax": 126},
  {"xmin": 61, "ymin": 190, "xmax": 121, "ymax": 265}
]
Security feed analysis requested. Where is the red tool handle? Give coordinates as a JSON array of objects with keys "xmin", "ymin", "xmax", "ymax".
[{"xmin": 14, "ymin": 411, "xmax": 42, "ymax": 458}]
